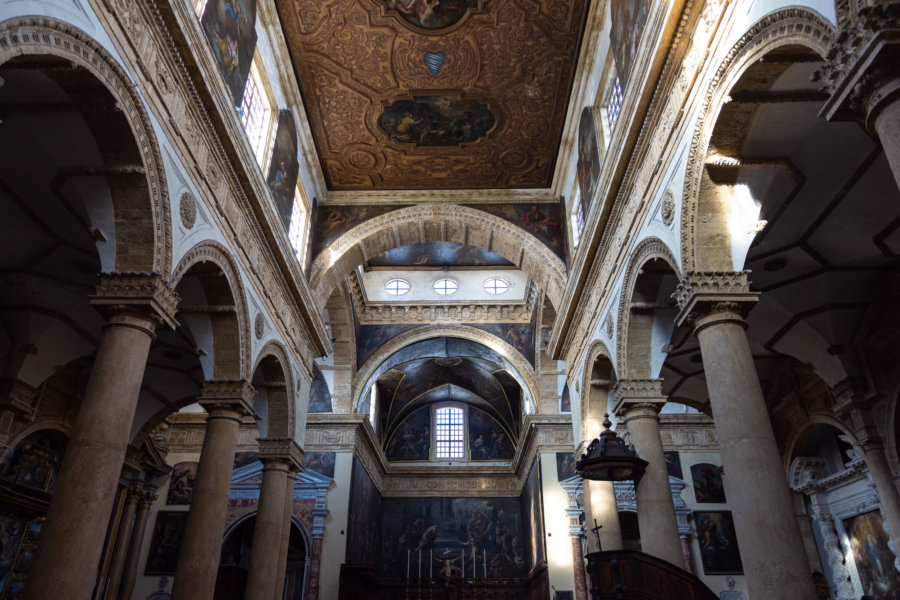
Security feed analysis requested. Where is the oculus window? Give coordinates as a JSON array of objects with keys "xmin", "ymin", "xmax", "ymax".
[
  {"xmin": 483, "ymin": 278, "xmax": 509, "ymax": 295},
  {"xmin": 433, "ymin": 278, "xmax": 458, "ymax": 296},
  {"xmin": 384, "ymin": 279, "xmax": 410, "ymax": 296}
]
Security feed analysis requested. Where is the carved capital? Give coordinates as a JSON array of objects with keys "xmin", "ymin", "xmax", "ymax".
[
  {"xmin": 257, "ymin": 437, "xmax": 305, "ymax": 471},
  {"xmin": 673, "ymin": 271, "xmax": 758, "ymax": 329},
  {"xmin": 612, "ymin": 379, "xmax": 666, "ymax": 417},
  {"xmin": 199, "ymin": 379, "xmax": 255, "ymax": 418},
  {"xmin": 815, "ymin": 4, "xmax": 900, "ymax": 129},
  {"xmin": 90, "ymin": 272, "xmax": 179, "ymax": 330}
]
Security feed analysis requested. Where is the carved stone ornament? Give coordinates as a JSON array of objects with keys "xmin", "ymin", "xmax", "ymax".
[
  {"xmin": 198, "ymin": 379, "xmax": 255, "ymax": 416},
  {"xmin": 179, "ymin": 192, "xmax": 197, "ymax": 229},
  {"xmin": 672, "ymin": 270, "xmax": 759, "ymax": 327},
  {"xmin": 254, "ymin": 313, "xmax": 265, "ymax": 340},
  {"xmin": 256, "ymin": 437, "xmax": 304, "ymax": 470},
  {"xmin": 604, "ymin": 312, "xmax": 614, "ymax": 338},
  {"xmin": 660, "ymin": 190, "xmax": 675, "ymax": 226},
  {"xmin": 90, "ymin": 272, "xmax": 180, "ymax": 329}
]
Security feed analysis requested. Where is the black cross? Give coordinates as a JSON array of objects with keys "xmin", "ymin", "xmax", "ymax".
[{"xmin": 590, "ymin": 518, "xmax": 603, "ymax": 551}]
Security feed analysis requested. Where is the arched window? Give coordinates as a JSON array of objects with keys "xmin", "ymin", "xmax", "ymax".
[{"xmin": 434, "ymin": 406, "xmax": 464, "ymax": 459}]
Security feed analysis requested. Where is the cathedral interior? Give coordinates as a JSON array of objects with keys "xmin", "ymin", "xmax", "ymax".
[{"xmin": 1, "ymin": 1, "xmax": 900, "ymax": 599}]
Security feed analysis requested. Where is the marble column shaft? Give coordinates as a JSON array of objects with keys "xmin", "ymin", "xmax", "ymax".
[
  {"xmin": 105, "ymin": 486, "xmax": 141, "ymax": 599},
  {"xmin": 119, "ymin": 489, "xmax": 157, "ymax": 600},
  {"xmin": 173, "ymin": 382, "xmax": 253, "ymax": 600},
  {"xmin": 23, "ymin": 274, "xmax": 176, "ymax": 600}
]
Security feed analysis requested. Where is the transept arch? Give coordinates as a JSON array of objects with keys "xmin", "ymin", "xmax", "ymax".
[{"xmin": 309, "ymin": 204, "xmax": 567, "ymax": 311}]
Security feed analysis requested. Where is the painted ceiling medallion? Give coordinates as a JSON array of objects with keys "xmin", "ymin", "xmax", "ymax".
[
  {"xmin": 423, "ymin": 50, "xmax": 446, "ymax": 74},
  {"xmin": 378, "ymin": 95, "xmax": 495, "ymax": 146},
  {"xmin": 382, "ymin": 0, "xmax": 485, "ymax": 31}
]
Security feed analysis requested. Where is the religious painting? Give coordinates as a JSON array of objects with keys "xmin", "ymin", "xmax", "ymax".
[
  {"xmin": 145, "ymin": 511, "xmax": 189, "ymax": 576},
  {"xmin": 312, "ymin": 205, "xmax": 410, "ymax": 261},
  {"xmin": 474, "ymin": 321, "xmax": 535, "ymax": 366},
  {"xmin": 367, "ymin": 241, "xmax": 513, "ymax": 268},
  {"xmin": 378, "ymin": 95, "xmax": 496, "ymax": 147},
  {"xmin": 357, "ymin": 324, "xmax": 418, "ymax": 368},
  {"xmin": 309, "ymin": 364, "xmax": 333, "ymax": 413},
  {"xmin": 166, "ymin": 462, "xmax": 197, "ymax": 505},
  {"xmin": 302, "ymin": 451, "xmax": 336, "ymax": 478},
  {"xmin": 520, "ymin": 457, "xmax": 545, "ymax": 569},
  {"xmin": 843, "ymin": 511, "xmax": 900, "ymax": 598},
  {"xmin": 474, "ymin": 204, "xmax": 566, "ymax": 262},
  {"xmin": 378, "ymin": 496, "xmax": 525, "ymax": 579},
  {"xmin": 266, "ymin": 110, "xmax": 300, "ymax": 232},
  {"xmin": 556, "ymin": 452, "xmax": 577, "ymax": 481},
  {"xmin": 233, "ymin": 452, "xmax": 259, "ymax": 470},
  {"xmin": 347, "ymin": 457, "xmax": 383, "ymax": 564},
  {"xmin": 0, "ymin": 431, "xmax": 66, "ymax": 493},
  {"xmin": 577, "ymin": 107, "xmax": 601, "ymax": 210},
  {"xmin": 560, "ymin": 383, "xmax": 571, "ymax": 413},
  {"xmin": 385, "ymin": 407, "xmax": 431, "ymax": 461},
  {"xmin": 609, "ymin": 0, "xmax": 652, "ymax": 87},
  {"xmin": 694, "ymin": 511, "xmax": 743, "ymax": 575},
  {"xmin": 200, "ymin": 0, "xmax": 258, "ymax": 106},
  {"xmin": 468, "ymin": 407, "xmax": 514, "ymax": 461},
  {"xmin": 664, "ymin": 451, "xmax": 683, "ymax": 480},
  {"xmin": 691, "ymin": 462, "xmax": 726, "ymax": 503},
  {"xmin": 0, "ymin": 514, "xmax": 31, "ymax": 597},
  {"xmin": 382, "ymin": 0, "xmax": 483, "ymax": 30}
]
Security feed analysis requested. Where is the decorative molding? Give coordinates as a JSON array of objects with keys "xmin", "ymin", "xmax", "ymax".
[
  {"xmin": 90, "ymin": 272, "xmax": 180, "ymax": 330},
  {"xmin": 257, "ymin": 437, "xmax": 304, "ymax": 470},
  {"xmin": 198, "ymin": 379, "xmax": 255, "ymax": 417},
  {"xmin": 179, "ymin": 192, "xmax": 197, "ymax": 229},
  {"xmin": 673, "ymin": 270, "xmax": 759, "ymax": 327},
  {"xmin": 660, "ymin": 190, "xmax": 675, "ymax": 227}
]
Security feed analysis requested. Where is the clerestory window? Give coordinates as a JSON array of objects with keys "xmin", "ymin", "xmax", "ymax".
[{"xmin": 434, "ymin": 406, "xmax": 465, "ymax": 459}]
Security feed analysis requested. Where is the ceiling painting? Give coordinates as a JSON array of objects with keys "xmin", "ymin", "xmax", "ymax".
[
  {"xmin": 367, "ymin": 241, "xmax": 514, "ymax": 268},
  {"xmin": 311, "ymin": 204, "xmax": 411, "ymax": 259},
  {"xmin": 275, "ymin": 0, "xmax": 590, "ymax": 190},
  {"xmin": 473, "ymin": 203, "xmax": 566, "ymax": 261}
]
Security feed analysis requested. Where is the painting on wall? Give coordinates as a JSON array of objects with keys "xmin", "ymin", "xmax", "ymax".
[
  {"xmin": 367, "ymin": 241, "xmax": 513, "ymax": 268},
  {"xmin": 144, "ymin": 511, "xmax": 189, "ymax": 576},
  {"xmin": 577, "ymin": 107, "xmax": 601, "ymax": 211},
  {"xmin": 609, "ymin": 0, "xmax": 651, "ymax": 87},
  {"xmin": 378, "ymin": 96, "xmax": 495, "ymax": 146},
  {"xmin": 266, "ymin": 110, "xmax": 300, "ymax": 233},
  {"xmin": 556, "ymin": 452, "xmax": 577, "ymax": 481},
  {"xmin": 560, "ymin": 383, "xmax": 571, "ymax": 413},
  {"xmin": 200, "ymin": 0, "xmax": 258, "ymax": 106},
  {"xmin": 0, "ymin": 432, "xmax": 67, "ymax": 493},
  {"xmin": 473, "ymin": 203, "xmax": 566, "ymax": 262},
  {"xmin": 694, "ymin": 511, "xmax": 743, "ymax": 575},
  {"xmin": 357, "ymin": 324, "xmax": 419, "ymax": 368},
  {"xmin": 166, "ymin": 462, "xmax": 198, "ymax": 505},
  {"xmin": 474, "ymin": 320, "xmax": 535, "ymax": 366},
  {"xmin": 691, "ymin": 462, "xmax": 726, "ymax": 503},
  {"xmin": 312, "ymin": 205, "xmax": 411, "ymax": 260},
  {"xmin": 385, "ymin": 406, "xmax": 431, "ymax": 461},
  {"xmin": 309, "ymin": 364, "xmax": 333, "ymax": 413},
  {"xmin": 843, "ymin": 511, "xmax": 900, "ymax": 598},
  {"xmin": 347, "ymin": 457, "xmax": 383, "ymax": 564},
  {"xmin": 302, "ymin": 451, "xmax": 336, "ymax": 478},
  {"xmin": 520, "ymin": 457, "xmax": 545, "ymax": 570},
  {"xmin": 381, "ymin": 0, "xmax": 482, "ymax": 30},
  {"xmin": 378, "ymin": 496, "xmax": 526, "ymax": 579},
  {"xmin": 468, "ymin": 407, "xmax": 514, "ymax": 461},
  {"xmin": 233, "ymin": 452, "xmax": 259, "ymax": 470},
  {"xmin": 0, "ymin": 514, "xmax": 34, "ymax": 597},
  {"xmin": 664, "ymin": 451, "xmax": 683, "ymax": 480}
]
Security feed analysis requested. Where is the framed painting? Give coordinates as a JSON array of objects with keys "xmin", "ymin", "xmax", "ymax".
[
  {"xmin": 144, "ymin": 511, "xmax": 189, "ymax": 576},
  {"xmin": 694, "ymin": 511, "xmax": 743, "ymax": 575}
]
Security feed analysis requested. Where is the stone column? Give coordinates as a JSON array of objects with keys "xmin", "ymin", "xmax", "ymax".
[
  {"xmin": 119, "ymin": 487, "xmax": 158, "ymax": 600},
  {"xmin": 172, "ymin": 381, "xmax": 254, "ymax": 600},
  {"xmin": 674, "ymin": 271, "xmax": 816, "ymax": 599},
  {"xmin": 246, "ymin": 438, "xmax": 303, "ymax": 600},
  {"xmin": 105, "ymin": 484, "xmax": 141, "ymax": 599},
  {"xmin": 815, "ymin": 5, "xmax": 900, "ymax": 191},
  {"xmin": 23, "ymin": 273, "xmax": 177, "ymax": 600},
  {"xmin": 612, "ymin": 380, "xmax": 683, "ymax": 567}
]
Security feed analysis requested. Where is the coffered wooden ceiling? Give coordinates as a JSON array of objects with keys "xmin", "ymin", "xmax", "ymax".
[{"xmin": 276, "ymin": 0, "xmax": 590, "ymax": 190}]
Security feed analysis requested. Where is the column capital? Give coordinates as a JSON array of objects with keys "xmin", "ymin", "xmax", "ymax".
[
  {"xmin": 612, "ymin": 379, "xmax": 666, "ymax": 417},
  {"xmin": 673, "ymin": 271, "xmax": 758, "ymax": 329},
  {"xmin": 90, "ymin": 272, "xmax": 179, "ymax": 330},
  {"xmin": 257, "ymin": 437, "xmax": 305, "ymax": 472},
  {"xmin": 814, "ymin": 4, "xmax": 900, "ymax": 130},
  {"xmin": 199, "ymin": 379, "xmax": 255, "ymax": 418}
]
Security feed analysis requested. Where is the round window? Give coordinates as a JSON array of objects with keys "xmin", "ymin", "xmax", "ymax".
[
  {"xmin": 384, "ymin": 278, "xmax": 410, "ymax": 296},
  {"xmin": 433, "ymin": 278, "xmax": 458, "ymax": 295},
  {"xmin": 483, "ymin": 277, "xmax": 509, "ymax": 295}
]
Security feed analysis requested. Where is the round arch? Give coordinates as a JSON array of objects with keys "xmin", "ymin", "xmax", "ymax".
[
  {"xmin": 679, "ymin": 7, "xmax": 835, "ymax": 272},
  {"xmin": 0, "ymin": 16, "xmax": 172, "ymax": 274},
  {"xmin": 309, "ymin": 205, "xmax": 567, "ymax": 310},
  {"xmin": 172, "ymin": 241, "xmax": 252, "ymax": 380},
  {"xmin": 252, "ymin": 340, "xmax": 296, "ymax": 439},
  {"xmin": 578, "ymin": 340, "xmax": 616, "ymax": 447},
  {"xmin": 351, "ymin": 324, "xmax": 539, "ymax": 415},
  {"xmin": 782, "ymin": 415, "xmax": 856, "ymax": 476},
  {"xmin": 615, "ymin": 237, "xmax": 681, "ymax": 378}
]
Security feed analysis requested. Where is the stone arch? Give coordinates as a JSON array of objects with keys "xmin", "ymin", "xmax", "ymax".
[
  {"xmin": 172, "ymin": 241, "xmax": 251, "ymax": 380},
  {"xmin": 782, "ymin": 415, "xmax": 856, "ymax": 475},
  {"xmin": 309, "ymin": 205, "xmax": 567, "ymax": 310},
  {"xmin": 679, "ymin": 7, "xmax": 835, "ymax": 272},
  {"xmin": 616, "ymin": 237, "xmax": 680, "ymax": 378},
  {"xmin": 0, "ymin": 16, "xmax": 172, "ymax": 274},
  {"xmin": 0, "ymin": 422, "xmax": 71, "ymax": 464},
  {"xmin": 579, "ymin": 340, "xmax": 616, "ymax": 448},
  {"xmin": 252, "ymin": 340, "xmax": 295, "ymax": 439},
  {"xmin": 351, "ymin": 324, "xmax": 539, "ymax": 415}
]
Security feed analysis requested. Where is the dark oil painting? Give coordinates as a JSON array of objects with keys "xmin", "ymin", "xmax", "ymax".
[
  {"xmin": 383, "ymin": 0, "xmax": 481, "ymax": 30},
  {"xmin": 347, "ymin": 457, "xmax": 383, "ymax": 564},
  {"xmin": 385, "ymin": 406, "xmax": 431, "ymax": 462},
  {"xmin": 167, "ymin": 461, "xmax": 198, "ymax": 505},
  {"xmin": 560, "ymin": 383, "xmax": 571, "ymax": 413},
  {"xmin": 378, "ymin": 96, "xmax": 495, "ymax": 146},
  {"xmin": 312, "ymin": 205, "xmax": 409, "ymax": 260},
  {"xmin": 520, "ymin": 457, "xmax": 545, "ymax": 570},
  {"xmin": 0, "ymin": 431, "xmax": 67, "ymax": 493},
  {"xmin": 378, "ymin": 496, "xmax": 526, "ymax": 579},
  {"xmin": 357, "ymin": 324, "xmax": 419, "ymax": 368},
  {"xmin": 577, "ymin": 107, "xmax": 601, "ymax": 210},
  {"xmin": 266, "ymin": 110, "xmax": 300, "ymax": 233},
  {"xmin": 302, "ymin": 451, "xmax": 336, "ymax": 478},
  {"xmin": 843, "ymin": 511, "xmax": 900, "ymax": 599},
  {"xmin": 145, "ymin": 511, "xmax": 189, "ymax": 575},
  {"xmin": 367, "ymin": 241, "xmax": 513, "ymax": 269},
  {"xmin": 691, "ymin": 462, "xmax": 726, "ymax": 503},
  {"xmin": 468, "ymin": 407, "xmax": 514, "ymax": 461},
  {"xmin": 474, "ymin": 203, "xmax": 565, "ymax": 262},
  {"xmin": 200, "ymin": 0, "xmax": 258, "ymax": 106},
  {"xmin": 309, "ymin": 364, "xmax": 333, "ymax": 413},
  {"xmin": 474, "ymin": 321, "xmax": 535, "ymax": 367},
  {"xmin": 556, "ymin": 452, "xmax": 577, "ymax": 481},
  {"xmin": 664, "ymin": 451, "xmax": 683, "ymax": 480},
  {"xmin": 610, "ymin": 0, "xmax": 651, "ymax": 87},
  {"xmin": 695, "ymin": 511, "xmax": 742, "ymax": 575},
  {"xmin": 0, "ymin": 513, "xmax": 40, "ymax": 597}
]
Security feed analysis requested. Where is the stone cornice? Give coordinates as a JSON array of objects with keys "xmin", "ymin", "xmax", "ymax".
[{"xmin": 323, "ymin": 189, "xmax": 559, "ymax": 206}]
